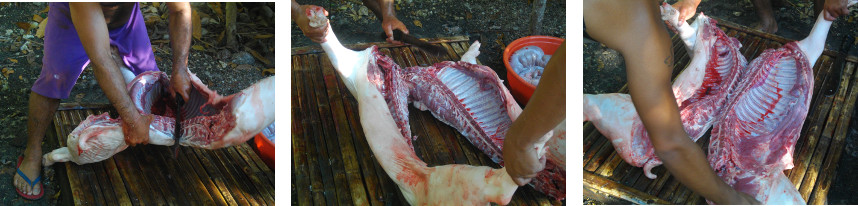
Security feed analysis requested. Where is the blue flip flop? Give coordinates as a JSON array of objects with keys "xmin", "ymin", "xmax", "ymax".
[{"xmin": 15, "ymin": 156, "xmax": 44, "ymax": 200}]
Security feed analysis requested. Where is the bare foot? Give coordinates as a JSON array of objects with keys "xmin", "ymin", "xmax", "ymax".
[
  {"xmin": 14, "ymin": 151, "xmax": 42, "ymax": 197},
  {"xmin": 752, "ymin": 20, "xmax": 779, "ymax": 33}
]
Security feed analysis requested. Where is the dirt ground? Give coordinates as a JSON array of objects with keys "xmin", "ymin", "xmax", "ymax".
[
  {"xmin": 584, "ymin": 0, "xmax": 858, "ymax": 204},
  {"xmin": 291, "ymin": 0, "xmax": 566, "ymax": 82},
  {"xmin": 0, "ymin": 3, "xmax": 273, "ymax": 204}
]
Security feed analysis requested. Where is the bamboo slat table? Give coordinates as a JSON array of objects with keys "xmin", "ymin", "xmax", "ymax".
[{"xmin": 47, "ymin": 103, "xmax": 275, "ymax": 205}]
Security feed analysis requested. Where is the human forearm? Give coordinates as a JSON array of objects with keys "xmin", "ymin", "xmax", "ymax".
[
  {"xmin": 70, "ymin": 3, "xmax": 140, "ymax": 121},
  {"xmin": 378, "ymin": 0, "xmax": 396, "ymax": 18},
  {"xmin": 655, "ymin": 137, "xmax": 738, "ymax": 204},
  {"xmin": 167, "ymin": 2, "xmax": 192, "ymax": 73},
  {"xmin": 291, "ymin": 0, "xmax": 301, "ymax": 20},
  {"xmin": 506, "ymin": 42, "xmax": 566, "ymax": 146}
]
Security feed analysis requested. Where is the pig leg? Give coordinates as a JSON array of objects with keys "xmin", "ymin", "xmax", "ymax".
[
  {"xmin": 42, "ymin": 148, "xmax": 69, "ymax": 167},
  {"xmin": 460, "ymin": 41, "xmax": 481, "ymax": 64},
  {"xmin": 797, "ymin": 0, "xmax": 857, "ymax": 67}
]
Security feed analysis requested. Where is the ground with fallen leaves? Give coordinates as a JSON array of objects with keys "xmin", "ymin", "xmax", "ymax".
[
  {"xmin": 291, "ymin": 0, "xmax": 567, "ymax": 83},
  {"xmin": 0, "ymin": 2, "xmax": 273, "ymax": 205},
  {"xmin": 584, "ymin": 0, "xmax": 858, "ymax": 204}
]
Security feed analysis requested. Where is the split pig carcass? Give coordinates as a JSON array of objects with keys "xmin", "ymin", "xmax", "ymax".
[
  {"xmin": 42, "ymin": 69, "xmax": 274, "ymax": 166},
  {"xmin": 305, "ymin": 5, "xmax": 565, "ymax": 204},
  {"xmin": 707, "ymin": 1, "xmax": 857, "ymax": 204},
  {"xmin": 583, "ymin": 3, "xmax": 747, "ymax": 179},
  {"xmin": 585, "ymin": 2, "xmax": 857, "ymax": 204}
]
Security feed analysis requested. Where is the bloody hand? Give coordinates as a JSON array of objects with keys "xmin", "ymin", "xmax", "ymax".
[
  {"xmin": 502, "ymin": 137, "xmax": 547, "ymax": 186},
  {"xmin": 122, "ymin": 114, "xmax": 153, "ymax": 146},
  {"xmin": 294, "ymin": 5, "xmax": 329, "ymax": 43}
]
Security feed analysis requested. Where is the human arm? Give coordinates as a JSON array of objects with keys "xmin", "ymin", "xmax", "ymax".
[
  {"xmin": 823, "ymin": 0, "xmax": 849, "ymax": 20},
  {"xmin": 671, "ymin": 0, "xmax": 702, "ymax": 21},
  {"xmin": 362, "ymin": 0, "xmax": 409, "ymax": 44},
  {"xmin": 583, "ymin": 0, "xmax": 759, "ymax": 204},
  {"xmin": 166, "ymin": 2, "xmax": 193, "ymax": 101},
  {"xmin": 292, "ymin": 0, "xmax": 329, "ymax": 43},
  {"xmin": 69, "ymin": 3, "xmax": 152, "ymax": 146},
  {"xmin": 502, "ymin": 41, "xmax": 566, "ymax": 186}
]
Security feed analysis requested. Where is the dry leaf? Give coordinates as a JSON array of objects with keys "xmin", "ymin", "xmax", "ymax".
[
  {"xmin": 247, "ymin": 49, "xmax": 271, "ymax": 65},
  {"xmin": 152, "ymin": 2, "xmax": 160, "ymax": 8},
  {"xmin": 8, "ymin": 58, "xmax": 17, "ymax": 64},
  {"xmin": 495, "ymin": 33, "xmax": 505, "ymax": 51},
  {"xmin": 413, "ymin": 20, "xmax": 422, "ymax": 28},
  {"xmin": 192, "ymin": 10, "xmax": 202, "ymax": 40},
  {"xmin": 16, "ymin": 22, "xmax": 31, "ymax": 32},
  {"xmin": 2, "ymin": 68, "xmax": 13, "ymax": 78},
  {"xmin": 18, "ymin": 75, "xmax": 23, "ymax": 80},
  {"xmin": 254, "ymin": 34, "xmax": 274, "ymax": 39},
  {"xmin": 192, "ymin": 45, "xmax": 205, "ymax": 51},
  {"xmin": 145, "ymin": 16, "xmax": 161, "ymax": 25},
  {"xmin": 208, "ymin": 3, "xmax": 223, "ymax": 19},
  {"xmin": 235, "ymin": 64, "xmax": 253, "ymax": 70},
  {"xmin": 35, "ymin": 17, "xmax": 48, "ymax": 38},
  {"xmin": 466, "ymin": 12, "xmax": 472, "ymax": 20},
  {"xmin": 40, "ymin": 6, "xmax": 49, "ymax": 13},
  {"xmin": 262, "ymin": 68, "xmax": 275, "ymax": 75},
  {"xmin": 217, "ymin": 30, "xmax": 225, "ymax": 44},
  {"xmin": 33, "ymin": 14, "xmax": 43, "ymax": 22}
]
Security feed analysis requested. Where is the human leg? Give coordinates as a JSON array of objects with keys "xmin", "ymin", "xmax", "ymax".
[
  {"xmin": 14, "ymin": 92, "xmax": 59, "ymax": 197},
  {"xmin": 753, "ymin": 0, "xmax": 779, "ymax": 33}
]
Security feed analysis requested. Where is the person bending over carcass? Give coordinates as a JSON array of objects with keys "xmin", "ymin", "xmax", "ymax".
[
  {"xmin": 14, "ymin": 2, "xmax": 194, "ymax": 200},
  {"xmin": 292, "ymin": 0, "xmax": 409, "ymax": 44},
  {"xmin": 577, "ymin": 0, "xmax": 761, "ymax": 204}
]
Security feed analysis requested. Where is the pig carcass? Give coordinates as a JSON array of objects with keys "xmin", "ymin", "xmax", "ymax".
[
  {"xmin": 583, "ymin": 4, "xmax": 747, "ymax": 179},
  {"xmin": 707, "ymin": 1, "xmax": 856, "ymax": 202},
  {"xmin": 307, "ymin": 5, "xmax": 564, "ymax": 204},
  {"xmin": 42, "ymin": 69, "xmax": 274, "ymax": 166}
]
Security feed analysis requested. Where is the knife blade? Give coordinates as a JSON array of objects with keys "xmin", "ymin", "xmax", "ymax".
[{"xmin": 172, "ymin": 93, "xmax": 185, "ymax": 158}]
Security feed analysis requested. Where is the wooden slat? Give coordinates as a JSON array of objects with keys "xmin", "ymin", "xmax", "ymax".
[
  {"xmin": 798, "ymin": 57, "xmax": 854, "ymax": 199},
  {"xmin": 298, "ymin": 54, "xmax": 333, "ymax": 205},
  {"xmin": 62, "ymin": 111, "xmax": 97, "ymax": 205},
  {"xmin": 182, "ymin": 145, "xmax": 234, "ymax": 205},
  {"xmin": 308, "ymin": 51, "xmax": 353, "ymax": 206},
  {"xmin": 585, "ymin": 171, "xmax": 671, "ymax": 205},
  {"xmin": 291, "ymin": 55, "xmax": 314, "ymax": 206},
  {"xmin": 810, "ymin": 62, "xmax": 858, "ymax": 204},
  {"xmin": 318, "ymin": 53, "xmax": 370, "ymax": 206},
  {"xmin": 224, "ymin": 146, "xmax": 275, "ymax": 205}
]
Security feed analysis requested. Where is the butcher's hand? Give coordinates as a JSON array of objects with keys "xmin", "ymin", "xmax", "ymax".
[
  {"xmin": 382, "ymin": 16, "xmax": 409, "ymax": 44},
  {"xmin": 122, "ymin": 114, "xmax": 153, "ymax": 146},
  {"xmin": 171, "ymin": 66, "xmax": 192, "ymax": 101},
  {"xmin": 503, "ymin": 137, "xmax": 547, "ymax": 186},
  {"xmin": 823, "ymin": 0, "xmax": 850, "ymax": 20},
  {"xmin": 291, "ymin": 2, "xmax": 329, "ymax": 43},
  {"xmin": 671, "ymin": 0, "xmax": 701, "ymax": 21}
]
